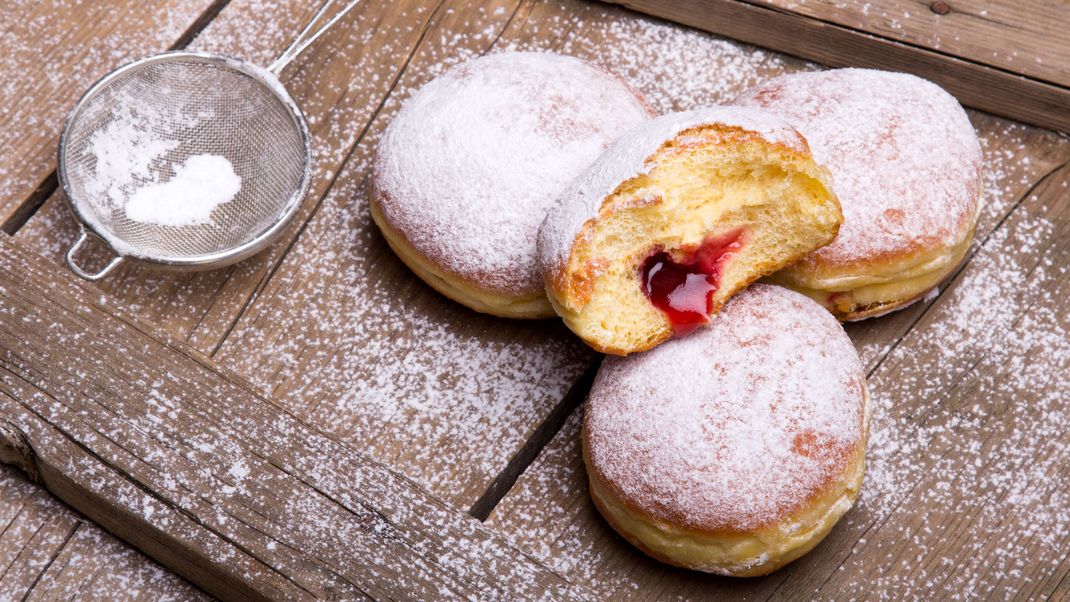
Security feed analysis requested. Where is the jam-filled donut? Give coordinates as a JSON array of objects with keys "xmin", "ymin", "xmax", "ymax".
[
  {"xmin": 734, "ymin": 69, "xmax": 983, "ymax": 320},
  {"xmin": 372, "ymin": 52, "xmax": 651, "ymax": 318},
  {"xmin": 583, "ymin": 284, "xmax": 870, "ymax": 576},
  {"xmin": 537, "ymin": 106, "xmax": 843, "ymax": 355}
]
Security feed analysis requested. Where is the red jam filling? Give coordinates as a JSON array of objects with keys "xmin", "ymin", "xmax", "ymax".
[{"xmin": 640, "ymin": 229, "xmax": 745, "ymax": 335}]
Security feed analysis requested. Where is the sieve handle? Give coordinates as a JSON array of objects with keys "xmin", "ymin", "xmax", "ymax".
[
  {"xmin": 267, "ymin": 0, "xmax": 361, "ymax": 74},
  {"xmin": 65, "ymin": 228, "xmax": 124, "ymax": 281}
]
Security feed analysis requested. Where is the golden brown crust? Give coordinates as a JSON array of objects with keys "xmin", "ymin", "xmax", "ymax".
[
  {"xmin": 774, "ymin": 212, "xmax": 978, "ymax": 321},
  {"xmin": 369, "ymin": 185, "xmax": 555, "ymax": 319},
  {"xmin": 583, "ymin": 386, "xmax": 870, "ymax": 576},
  {"xmin": 540, "ymin": 116, "xmax": 843, "ymax": 355},
  {"xmin": 545, "ymin": 123, "xmax": 824, "ymax": 306}
]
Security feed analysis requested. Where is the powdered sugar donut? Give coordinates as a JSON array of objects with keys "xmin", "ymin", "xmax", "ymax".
[
  {"xmin": 584, "ymin": 284, "xmax": 869, "ymax": 576},
  {"xmin": 537, "ymin": 107, "xmax": 842, "ymax": 355},
  {"xmin": 734, "ymin": 69, "xmax": 983, "ymax": 320},
  {"xmin": 371, "ymin": 52, "xmax": 651, "ymax": 318}
]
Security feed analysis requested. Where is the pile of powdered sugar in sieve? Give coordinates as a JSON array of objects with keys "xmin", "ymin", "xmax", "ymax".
[{"xmin": 81, "ymin": 98, "xmax": 241, "ymax": 228}]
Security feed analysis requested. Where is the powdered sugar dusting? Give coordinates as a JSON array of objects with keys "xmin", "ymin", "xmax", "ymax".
[
  {"xmin": 491, "ymin": 167, "xmax": 1070, "ymax": 601},
  {"xmin": 0, "ymin": 467, "xmax": 206, "ymax": 601},
  {"xmin": 586, "ymin": 284, "xmax": 866, "ymax": 531},
  {"xmin": 831, "ymin": 203, "xmax": 1070, "ymax": 599},
  {"xmin": 374, "ymin": 51, "xmax": 650, "ymax": 296},
  {"xmin": 0, "ymin": 0, "xmax": 213, "ymax": 207},
  {"xmin": 734, "ymin": 69, "xmax": 983, "ymax": 269},
  {"xmin": 506, "ymin": 13, "xmax": 812, "ymax": 112},
  {"xmin": 216, "ymin": 171, "xmax": 592, "ymax": 505},
  {"xmin": 537, "ymin": 106, "xmax": 808, "ymax": 276},
  {"xmin": 124, "ymin": 154, "xmax": 241, "ymax": 226}
]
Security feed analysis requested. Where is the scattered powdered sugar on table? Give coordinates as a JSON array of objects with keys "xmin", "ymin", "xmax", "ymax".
[
  {"xmin": 0, "ymin": 0, "xmax": 209, "ymax": 204},
  {"xmin": 0, "ymin": 467, "xmax": 206, "ymax": 601},
  {"xmin": 484, "ymin": 9, "xmax": 1070, "ymax": 601},
  {"xmin": 506, "ymin": 15, "xmax": 813, "ymax": 113},
  {"xmin": 839, "ymin": 203, "xmax": 1070, "ymax": 599},
  {"xmin": 215, "ymin": 169, "xmax": 592, "ymax": 505},
  {"xmin": 124, "ymin": 154, "xmax": 241, "ymax": 227}
]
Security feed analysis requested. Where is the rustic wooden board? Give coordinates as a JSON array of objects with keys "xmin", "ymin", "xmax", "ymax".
[
  {"xmin": 0, "ymin": 466, "xmax": 206, "ymax": 601},
  {"xmin": 1, "ymin": 0, "xmax": 1068, "ymax": 599},
  {"xmin": 0, "ymin": 0, "xmax": 224, "ymax": 229},
  {"xmin": 0, "ymin": 233, "xmax": 588, "ymax": 600},
  {"xmin": 759, "ymin": 0, "xmax": 1070, "ymax": 88},
  {"xmin": 483, "ymin": 4, "xmax": 1070, "ymax": 599},
  {"xmin": 603, "ymin": 0, "xmax": 1070, "ymax": 133},
  {"xmin": 15, "ymin": 0, "xmax": 437, "ymax": 352}
]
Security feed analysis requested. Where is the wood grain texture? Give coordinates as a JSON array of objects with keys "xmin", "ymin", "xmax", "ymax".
[
  {"xmin": 603, "ymin": 0, "xmax": 1070, "ymax": 133},
  {"xmin": 5, "ymin": 0, "xmax": 597, "ymax": 595},
  {"xmin": 0, "ymin": 232, "xmax": 587, "ymax": 601},
  {"xmin": 15, "ymin": 0, "xmax": 441, "ymax": 353},
  {"xmin": 210, "ymin": 0, "xmax": 597, "ymax": 509},
  {"xmin": 484, "ymin": 5, "xmax": 1070, "ymax": 599},
  {"xmin": 0, "ymin": 0, "xmax": 223, "ymax": 227},
  {"xmin": 0, "ymin": 466, "xmax": 207, "ymax": 602},
  {"xmin": 756, "ymin": 0, "xmax": 1070, "ymax": 87}
]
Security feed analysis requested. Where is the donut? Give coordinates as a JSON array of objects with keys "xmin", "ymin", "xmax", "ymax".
[
  {"xmin": 537, "ymin": 107, "xmax": 843, "ymax": 355},
  {"xmin": 371, "ymin": 52, "xmax": 651, "ymax": 318},
  {"xmin": 583, "ymin": 284, "xmax": 870, "ymax": 576},
  {"xmin": 733, "ymin": 69, "xmax": 983, "ymax": 320}
]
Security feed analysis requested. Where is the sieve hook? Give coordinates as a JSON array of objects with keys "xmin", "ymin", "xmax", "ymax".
[
  {"xmin": 66, "ymin": 228, "xmax": 124, "ymax": 281},
  {"xmin": 267, "ymin": 0, "xmax": 361, "ymax": 74}
]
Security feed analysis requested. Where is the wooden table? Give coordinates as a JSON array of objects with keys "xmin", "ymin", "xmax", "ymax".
[{"xmin": 0, "ymin": 1, "xmax": 1067, "ymax": 599}]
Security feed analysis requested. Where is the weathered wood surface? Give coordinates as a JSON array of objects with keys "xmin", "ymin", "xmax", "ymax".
[
  {"xmin": 758, "ymin": 0, "xmax": 1070, "ymax": 88},
  {"xmin": 0, "ymin": 0, "xmax": 1068, "ymax": 599},
  {"xmin": 0, "ymin": 466, "xmax": 207, "ymax": 601},
  {"xmin": 604, "ymin": 0, "xmax": 1070, "ymax": 133},
  {"xmin": 0, "ymin": 233, "xmax": 588, "ymax": 600}
]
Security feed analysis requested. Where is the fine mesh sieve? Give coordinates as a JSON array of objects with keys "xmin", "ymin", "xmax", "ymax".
[{"xmin": 58, "ymin": 0, "xmax": 359, "ymax": 280}]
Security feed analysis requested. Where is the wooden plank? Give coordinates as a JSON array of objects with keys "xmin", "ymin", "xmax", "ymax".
[
  {"xmin": 755, "ymin": 0, "xmax": 1070, "ymax": 88},
  {"xmin": 14, "ymin": 0, "xmax": 440, "ymax": 353},
  {"xmin": 490, "ymin": 159, "xmax": 1070, "ymax": 598},
  {"xmin": 210, "ymin": 0, "xmax": 599, "ymax": 509},
  {"xmin": 0, "ymin": 233, "xmax": 588, "ymax": 601},
  {"xmin": 0, "ymin": 467, "xmax": 206, "ymax": 601},
  {"xmin": 0, "ymin": 0, "xmax": 224, "ymax": 227},
  {"xmin": 0, "ymin": 467, "xmax": 79, "ymax": 600},
  {"xmin": 10, "ymin": 1, "xmax": 586, "ymax": 595},
  {"xmin": 4, "ymin": 1, "xmax": 427, "ymax": 595},
  {"xmin": 602, "ymin": 0, "xmax": 1070, "ymax": 133},
  {"xmin": 24, "ymin": 521, "xmax": 210, "ymax": 601}
]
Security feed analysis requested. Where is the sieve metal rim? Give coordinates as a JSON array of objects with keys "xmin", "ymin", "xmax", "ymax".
[{"xmin": 57, "ymin": 50, "xmax": 313, "ymax": 273}]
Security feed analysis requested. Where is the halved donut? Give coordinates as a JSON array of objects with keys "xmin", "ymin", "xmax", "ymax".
[{"xmin": 537, "ymin": 107, "xmax": 842, "ymax": 355}]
